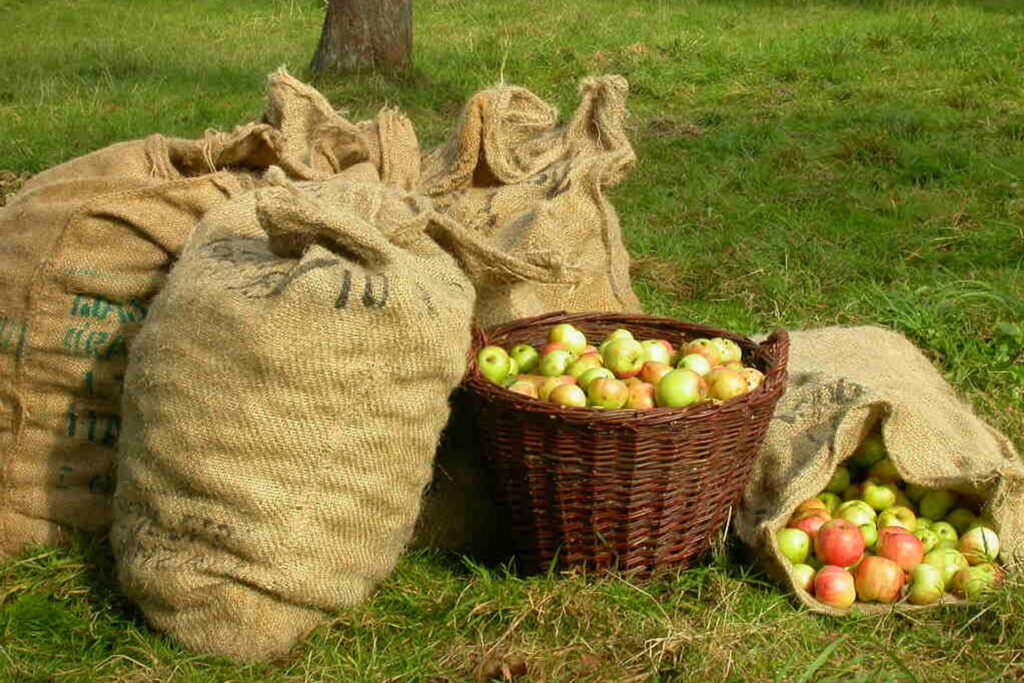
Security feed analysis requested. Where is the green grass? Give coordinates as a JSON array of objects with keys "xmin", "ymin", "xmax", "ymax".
[{"xmin": 2, "ymin": 0, "xmax": 1023, "ymax": 680}]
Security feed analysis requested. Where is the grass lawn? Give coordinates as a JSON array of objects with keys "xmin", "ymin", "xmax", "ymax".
[{"xmin": 2, "ymin": 0, "xmax": 1023, "ymax": 680}]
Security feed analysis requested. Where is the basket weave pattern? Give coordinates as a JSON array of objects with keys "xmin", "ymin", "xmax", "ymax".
[{"xmin": 465, "ymin": 311, "xmax": 790, "ymax": 576}]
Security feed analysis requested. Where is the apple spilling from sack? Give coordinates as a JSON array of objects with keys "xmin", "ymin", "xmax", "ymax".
[
  {"xmin": 775, "ymin": 431, "xmax": 1006, "ymax": 608},
  {"xmin": 476, "ymin": 323, "xmax": 764, "ymax": 409}
]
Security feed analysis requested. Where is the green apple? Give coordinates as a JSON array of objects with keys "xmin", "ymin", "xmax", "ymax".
[
  {"xmin": 548, "ymin": 323, "xmax": 588, "ymax": 356},
  {"xmin": 680, "ymin": 338, "xmax": 722, "ymax": 367},
  {"xmin": 931, "ymin": 521, "xmax": 959, "ymax": 548},
  {"xmin": 951, "ymin": 564, "xmax": 1003, "ymax": 600},
  {"xmin": 817, "ymin": 492, "xmax": 842, "ymax": 516},
  {"xmin": 894, "ymin": 490, "xmax": 914, "ymax": 511},
  {"xmin": 866, "ymin": 457, "xmax": 900, "ymax": 484},
  {"xmin": 907, "ymin": 563, "xmax": 945, "ymax": 605},
  {"xmin": 639, "ymin": 361, "xmax": 673, "ymax": 386},
  {"xmin": 859, "ymin": 523, "xmax": 879, "ymax": 550},
  {"xmin": 904, "ymin": 482, "xmax": 929, "ymax": 504},
  {"xmin": 791, "ymin": 563, "xmax": 817, "ymax": 593},
  {"xmin": 602, "ymin": 338, "xmax": 645, "ymax": 379},
  {"xmin": 578, "ymin": 367, "xmax": 615, "ymax": 391},
  {"xmin": 776, "ymin": 528, "xmax": 811, "ymax": 564},
  {"xmin": 586, "ymin": 377, "xmax": 629, "ymax": 410},
  {"xmin": 861, "ymin": 479, "xmax": 898, "ymax": 511},
  {"xmin": 849, "ymin": 432, "xmax": 887, "ymax": 469},
  {"xmin": 567, "ymin": 354, "xmax": 603, "ymax": 380},
  {"xmin": 709, "ymin": 337, "xmax": 743, "ymax": 364},
  {"xmin": 549, "ymin": 383, "xmax": 587, "ymax": 407},
  {"xmin": 959, "ymin": 527, "xmax": 1000, "ymax": 565},
  {"xmin": 477, "ymin": 345, "xmax": 511, "ymax": 385},
  {"xmin": 507, "ymin": 380, "xmax": 539, "ymax": 399},
  {"xmin": 705, "ymin": 366, "xmax": 748, "ymax": 401},
  {"xmin": 509, "ymin": 344, "xmax": 540, "ymax": 374},
  {"xmin": 914, "ymin": 528, "xmax": 940, "ymax": 554},
  {"xmin": 877, "ymin": 505, "xmax": 917, "ymax": 532},
  {"xmin": 837, "ymin": 500, "xmax": 877, "ymax": 526},
  {"xmin": 741, "ymin": 367, "xmax": 765, "ymax": 391},
  {"xmin": 923, "ymin": 547, "xmax": 969, "ymax": 585},
  {"xmin": 539, "ymin": 349, "xmax": 574, "ymax": 377},
  {"xmin": 842, "ymin": 483, "xmax": 862, "ymax": 502},
  {"xmin": 638, "ymin": 339, "xmax": 673, "ymax": 366},
  {"xmin": 919, "ymin": 489, "xmax": 958, "ymax": 521},
  {"xmin": 945, "ymin": 508, "xmax": 977, "ymax": 535},
  {"xmin": 677, "ymin": 353, "xmax": 713, "ymax": 376},
  {"xmin": 655, "ymin": 369, "xmax": 704, "ymax": 408},
  {"xmin": 598, "ymin": 329, "xmax": 634, "ymax": 355},
  {"xmin": 825, "ymin": 466, "xmax": 851, "ymax": 495},
  {"xmin": 916, "ymin": 517, "xmax": 933, "ymax": 531},
  {"xmin": 539, "ymin": 375, "xmax": 576, "ymax": 401}
]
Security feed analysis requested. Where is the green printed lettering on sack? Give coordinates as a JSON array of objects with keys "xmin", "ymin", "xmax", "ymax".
[
  {"xmin": 0, "ymin": 315, "xmax": 29, "ymax": 357},
  {"xmin": 69, "ymin": 294, "xmax": 148, "ymax": 323},
  {"xmin": 66, "ymin": 402, "xmax": 121, "ymax": 445},
  {"xmin": 62, "ymin": 325, "xmax": 129, "ymax": 359}
]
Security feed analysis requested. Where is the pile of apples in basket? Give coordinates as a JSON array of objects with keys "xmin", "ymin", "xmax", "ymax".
[
  {"xmin": 779, "ymin": 433, "xmax": 1004, "ymax": 608},
  {"xmin": 476, "ymin": 322, "xmax": 762, "ymax": 409}
]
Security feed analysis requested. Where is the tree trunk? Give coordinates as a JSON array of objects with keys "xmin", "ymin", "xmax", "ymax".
[{"xmin": 310, "ymin": 0, "xmax": 412, "ymax": 75}]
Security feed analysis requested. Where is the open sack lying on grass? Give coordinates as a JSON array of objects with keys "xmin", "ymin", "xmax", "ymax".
[
  {"xmin": 0, "ymin": 68, "xmax": 419, "ymax": 560},
  {"xmin": 735, "ymin": 325, "xmax": 1024, "ymax": 615},
  {"xmin": 111, "ymin": 165, "xmax": 475, "ymax": 661}
]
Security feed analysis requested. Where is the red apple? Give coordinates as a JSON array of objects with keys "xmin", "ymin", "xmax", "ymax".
[
  {"xmin": 515, "ymin": 374, "xmax": 547, "ymax": 390},
  {"xmin": 788, "ymin": 510, "xmax": 831, "ymax": 537},
  {"xmin": 854, "ymin": 556, "xmax": 906, "ymax": 603},
  {"xmin": 639, "ymin": 361, "xmax": 673, "ymax": 386},
  {"xmin": 876, "ymin": 527, "xmax": 925, "ymax": 571},
  {"xmin": 814, "ymin": 519, "xmax": 866, "ymax": 567},
  {"xmin": 624, "ymin": 381, "xmax": 657, "ymax": 410},
  {"xmin": 538, "ymin": 375, "xmax": 577, "ymax": 401},
  {"xmin": 814, "ymin": 566, "xmax": 856, "ymax": 609},
  {"xmin": 794, "ymin": 498, "xmax": 830, "ymax": 517}
]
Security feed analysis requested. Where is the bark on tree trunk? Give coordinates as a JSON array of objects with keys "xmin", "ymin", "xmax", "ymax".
[{"xmin": 310, "ymin": 0, "xmax": 412, "ymax": 75}]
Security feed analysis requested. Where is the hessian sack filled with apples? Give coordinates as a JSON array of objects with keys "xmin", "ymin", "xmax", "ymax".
[
  {"xmin": 0, "ymin": 68, "xmax": 424, "ymax": 561},
  {"xmin": 419, "ymin": 75, "xmax": 644, "ymax": 328},
  {"xmin": 110, "ymin": 165, "xmax": 475, "ymax": 661},
  {"xmin": 735, "ymin": 325, "xmax": 1024, "ymax": 615}
]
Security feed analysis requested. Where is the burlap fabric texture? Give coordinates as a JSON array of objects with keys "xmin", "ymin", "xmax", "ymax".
[
  {"xmin": 111, "ymin": 164, "xmax": 475, "ymax": 661},
  {"xmin": 735, "ymin": 325, "xmax": 1024, "ymax": 615},
  {"xmin": 0, "ymin": 68, "xmax": 416, "ymax": 560},
  {"xmin": 419, "ymin": 75, "xmax": 643, "ymax": 328}
]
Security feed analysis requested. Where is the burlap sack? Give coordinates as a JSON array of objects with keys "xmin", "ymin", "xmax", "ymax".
[
  {"xmin": 419, "ymin": 75, "xmax": 643, "ymax": 328},
  {"xmin": 735, "ymin": 325, "xmax": 1024, "ymax": 614},
  {"xmin": 0, "ymin": 69, "xmax": 415, "ymax": 560},
  {"xmin": 111, "ymin": 166, "xmax": 475, "ymax": 661}
]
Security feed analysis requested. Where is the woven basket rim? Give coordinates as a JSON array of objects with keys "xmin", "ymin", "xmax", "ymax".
[{"xmin": 465, "ymin": 310, "xmax": 789, "ymax": 428}]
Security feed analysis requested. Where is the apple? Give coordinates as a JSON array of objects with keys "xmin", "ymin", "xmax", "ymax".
[
  {"xmin": 923, "ymin": 548, "xmax": 970, "ymax": 586},
  {"xmin": 877, "ymin": 506, "xmax": 917, "ymax": 532},
  {"xmin": 538, "ymin": 375, "xmax": 577, "ymax": 401},
  {"xmin": 854, "ymin": 556, "xmax": 905, "ymax": 603},
  {"xmin": 549, "ymin": 383, "xmax": 587, "ymax": 407},
  {"xmin": 959, "ymin": 527, "xmax": 1000, "ymax": 565},
  {"xmin": 907, "ymin": 563, "xmax": 945, "ymax": 606},
  {"xmin": 508, "ymin": 344, "xmax": 540, "ymax": 374},
  {"xmin": 945, "ymin": 508, "xmax": 977, "ymax": 535},
  {"xmin": 837, "ymin": 500, "xmax": 877, "ymax": 526},
  {"xmin": 814, "ymin": 566, "xmax": 857, "ymax": 609},
  {"xmin": 477, "ymin": 345, "xmax": 511, "ymax": 385},
  {"xmin": 791, "ymin": 564, "xmax": 817, "ymax": 593},
  {"xmin": 915, "ymin": 517, "xmax": 933, "ymax": 531},
  {"xmin": 876, "ymin": 527, "xmax": 925, "ymax": 571},
  {"xmin": 655, "ymin": 369, "xmax": 704, "ymax": 408},
  {"xmin": 931, "ymin": 522, "xmax": 959, "ymax": 549},
  {"xmin": 794, "ymin": 498, "xmax": 830, "ymax": 517},
  {"xmin": 639, "ymin": 361, "xmax": 673, "ymax": 386},
  {"xmin": 602, "ymin": 338, "xmax": 645, "ymax": 379},
  {"xmin": 507, "ymin": 380, "xmax": 539, "ymax": 399},
  {"xmin": 918, "ymin": 489, "xmax": 958, "ymax": 521},
  {"xmin": 548, "ymin": 323, "xmax": 588, "ymax": 356},
  {"xmin": 817, "ymin": 492, "xmax": 842, "ymax": 516},
  {"xmin": 567, "ymin": 354, "xmax": 603, "ymax": 380},
  {"xmin": 515, "ymin": 374, "xmax": 548, "ymax": 391},
  {"xmin": 539, "ymin": 349, "xmax": 574, "ymax": 377},
  {"xmin": 866, "ymin": 457, "xmax": 900, "ymax": 484},
  {"xmin": 598, "ymin": 329, "xmax": 634, "ymax": 354},
  {"xmin": 580, "ymin": 345, "xmax": 600, "ymax": 357},
  {"xmin": 905, "ymin": 483, "xmax": 929, "ymax": 504},
  {"xmin": 951, "ymin": 564, "xmax": 1003, "ymax": 600},
  {"xmin": 814, "ymin": 519, "xmax": 866, "ymax": 567},
  {"xmin": 505, "ymin": 356, "xmax": 520, "ymax": 380},
  {"xmin": 849, "ymin": 432, "xmax": 887, "ymax": 469},
  {"xmin": 914, "ymin": 528, "xmax": 940, "ymax": 554},
  {"xmin": 825, "ymin": 466, "xmax": 851, "ymax": 495},
  {"xmin": 705, "ymin": 366, "xmax": 748, "ymax": 401},
  {"xmin": 788, "ymin": 510, "xmax": 831, "ymax": 537},
  {"xmin": 638, "ymin": 339, "xmax": 673, "ymax": 366},
  {"xmin": 842, "ymin": 484, "xmax": 862, "ymax": 502},
  {"xmin": 741, "ymin": 367, "xmax": 765, "ymax": 391},
  {"xmin": 681, "ymin": 338, "xmax": 721, "ymax": 367},
  {"xmin": 894, "ymin": 490, "xmax": 914, "ymax": 511},
  {"xmin": 625, "ymin": 381, "xmax": 657, "ymax": 409},
  {"xmin": 709, "ymin": 337, "xmax": 742, "ymax": 364},
  {"xmin": 540, "ymin": 341, "xmax": 570, "ymax": 357},
  {"xmin": 676, "ymin": 353, "xmax": 712, "ymax": 376},
  {"xmin": 578, "ymin": 367, "xmax": 615, "ymax": 391},
  {"xmin": 861, "ymin": 479, "xmax": 898, "ymax": 511},
  {"xmin": 777, "ymin": 528, "xmax": 812, "ymax": 565},
  {"xmin": 587, "ymin": 377, "xmax": 629, "ymax": 410},
  {"xmin": 859, "ymin": 523, "xmax": 878, "ymax": 549}
]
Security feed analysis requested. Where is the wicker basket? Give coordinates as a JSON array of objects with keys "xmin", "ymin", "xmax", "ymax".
[{"xmin": 464, "ymin": 311, "xmax": 790, "ymax": 577}]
